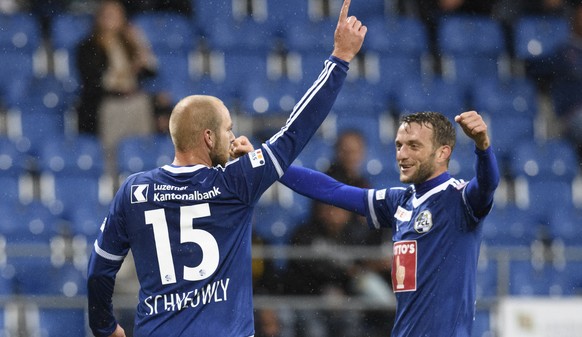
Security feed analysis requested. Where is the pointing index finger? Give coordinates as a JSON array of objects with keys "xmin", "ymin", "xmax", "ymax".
[{"xmin": 338, "ymin": 0, "xmax": 351, "ymax": 23}]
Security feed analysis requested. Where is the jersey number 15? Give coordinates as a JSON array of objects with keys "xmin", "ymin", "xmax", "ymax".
[{"xmin": 145, "ymin": 203, "xmax": 219, "ymax": 285}]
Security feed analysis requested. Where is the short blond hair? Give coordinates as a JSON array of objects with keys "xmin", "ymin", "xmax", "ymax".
[{"xmin": 169, "ymin": 95, "xmax": 223, "ymax": 152}]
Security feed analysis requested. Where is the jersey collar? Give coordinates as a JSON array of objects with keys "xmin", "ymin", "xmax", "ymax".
[
  {"xmin": 413, "ymin": 172, "xmax": 451, "ymax": 197},
  {"xmin": 161, "ymin": 164, "xmax": 207, "ymax": 174}
]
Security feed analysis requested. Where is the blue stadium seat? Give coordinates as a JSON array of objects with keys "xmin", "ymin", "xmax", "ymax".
[
  {"xmin": 332, "ymin": 79, "xmax": 390, "ymax": 116},
  {"xmin": 509, "ymin": 260, "xmax": 575, "ymax": 296},
  {"xmin": 471, "ymin": 77, "xmax": 538, "ymax": 161},
  {"xmin": 5, "ymin": 104, "xmax": 66, "ymax": 157},
  {"xmin": 293, "ymin": 135, "xmax": 334, "ymax": 172},
  {"xmin": 193, "ymin": 0, "xmax": 237, "ymax": 28},
  {"xmin": 240, "ymin": 77, "xmax": 302, "ymax": 116},
  {"xmin": 15, "ymin": 259, "xmax": 86, "ymax": 296},
  {"xmin": 476, "ymin": 258, "xmax": 498, "ymax": 300},
  {"xmin": 548, "ymin": 206, "xmax": 582, "ymax": 245},
  {"xmin": 284, "ymin": 19, "xmax": 336, "ymax": 54},
  {"xmin": 0, "ymin": 136, "xmax": 31, "ymax": 204},
  {"xmin": 27, "ymin": 307, "xmax": 87, "ymax": 337},
  {"xmin": 472, "ymin": 309, "xmax": 492, "ymax": 337},
  {"xmin": 133, "ymin": 12, "xmax": 198, "ymax": 100},
  {"xmin": 511, "ymin": 139, "xmax": 578, "ymax": 182},
  {"xmin": 38, "ymin": 135, "xmax": 104, "ymax": 178},
  {"xmin": 511, "ymin": 139, "xmax": 577, "ymax": 221},
  {"xmin": 50, "ymin": 13, "xmax": 93, "ymax": 86},
  {"xmin": 288, "ymin": 51, "xmax": 334, "ymax": 84},
  {"xmin": 37, "ymin": 135, "xmax": 109, "ymax": 219},
  {"xmin": 341, "ymin": 0, "xmax": 388, "ymax": 21},
  {"xmin": 206, "ymin": 18, "xmax": 276, "ymax": 53},
  {"xmin": 482, "ymin": 205, "xmax": 540, "ymax": 246},
  {"xmin": 117, "ymin": 134, "xmax": 174, "ymax": 178},
  {"xmin": 559, "ymin": 260, "xmax": 582, "ymax": 295},
  {"xmin": 366, "ymin": 16, "xmax": 429, "ymax": 96},
  {"xmin": 471, "ymin": 77, "xmax": 538, "ymax": 117},
  {"xmin": 134, "ymin": 12, "xmax": 197, "ymax": 53},
  {"xmin": 513, "ymin": 16, "xmax": 570, "ymax": 61},
  {"xmin": 437, "ymin": 15, "xmax": 506, "ymax": 88},
  {"xmin": 68, "ymin": 203, "xmax": 109, "ymax": 239},
  {"xmin": 365, "ymin": 16, "xmax": 429, "ymax": 56},
  {"xmin": 40, "ymin": 175, "xmax": 112, "ymax": 220},
  {"xmin": 0, "ymin": 201, "xmax": 60, "ymax": 244},
  {"xmin": 0, "ymin": 13, "xmax": 43, "ymax": 104},
  {"xmin": 449, "ymin": 141, "xmax": 477, "ymax": 180},
  {"xmin": 253, "ymin": 201, "xmax": 308, "ymax": 245},
  {"xmin": 394, "ymin": 77, "xmax": 466, "ymax": 120},
  {"xmin": 264, "ymin": 0, "xmax": 310, "ymax": 34},
  {"xmin": 215, "ymin": 51, "xmax": 270, "ymax": 99}
]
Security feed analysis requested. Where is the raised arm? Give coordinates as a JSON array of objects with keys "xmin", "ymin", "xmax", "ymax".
[
  {"xmin": 332, "ymin": 0, "xmax": 367, "ymax": 62},
  {"xmin": 455, "ymin": 111, "xmax": 500, "ymax": 216},
  {"xmin": 263, "ymin": 0, "xmax": 366, "ymax": 174}
]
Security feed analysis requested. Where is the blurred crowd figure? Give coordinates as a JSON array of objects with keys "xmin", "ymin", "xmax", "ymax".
[
  {"xmin": 75, "ymin": 0, "xmax": 158, "ymax": 177},
  {"xmin": 543, "ymin": 2, "xmax": 582, "ymax": 159},
  {"xmin": 326, "ymin": 129, "xmax": 371, "ymax": 188}
]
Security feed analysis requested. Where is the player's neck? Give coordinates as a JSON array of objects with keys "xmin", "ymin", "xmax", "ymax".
[{"xmin": 172, "ymin": 151, "xmax": 212, "ymax": 167}]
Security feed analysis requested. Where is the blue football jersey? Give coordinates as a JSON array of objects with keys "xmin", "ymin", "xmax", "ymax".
[
  {"xmin": 88, "ymin": 56, "xmax": 348, "ymax": 337},
  {"xmin": 366, "ymin": 173, "xmax": 486, "ymax": 337}
]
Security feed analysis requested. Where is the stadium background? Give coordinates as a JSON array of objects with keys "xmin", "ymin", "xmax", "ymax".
[{"xmin": 0, "ymin": 0, "xmax": 582, "ymax": 335}]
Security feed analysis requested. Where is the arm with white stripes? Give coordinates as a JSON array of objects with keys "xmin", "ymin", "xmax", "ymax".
[
  {"xmin": 263, "ymin": 56, "xmax": 349, "ymax": 176},
  {"xmin": 262, "ymin": 0, "xmax": 366, "ymax": 176}
]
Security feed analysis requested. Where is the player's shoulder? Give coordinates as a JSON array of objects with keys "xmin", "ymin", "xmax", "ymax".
[
  {"xmin": 370, "ymin": 185, "xmax": 409, "ymax": 202},
  {"xmin": 449, "ymin": 178, "xmax": 469, "ymax": 191}
]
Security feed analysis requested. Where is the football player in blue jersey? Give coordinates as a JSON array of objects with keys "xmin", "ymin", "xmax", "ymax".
[
  {"xmin": 279, "ymin": 111, "xmax": 500, "ymax": 336},
  {"xmin": 86, "ymin": 1, "xmax": 367, "ymax": 336}
]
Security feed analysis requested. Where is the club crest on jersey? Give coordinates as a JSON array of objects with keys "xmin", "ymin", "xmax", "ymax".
[
  {"xmin": 414, "ymin": 210, "xmax": 433, "ymax": 234},
  {"xmin": 249, "ymin": 149, "xmax": 265, "ymax": 168}
]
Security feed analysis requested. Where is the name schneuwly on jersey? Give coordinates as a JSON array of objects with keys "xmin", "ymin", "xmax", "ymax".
[
  {"xmin": 131, "ymin": 184, "xmax": 222, "ymax": 203},
  {"xmin": 144, "ymin": 278, "xmax": 231, "ymax": 316}
]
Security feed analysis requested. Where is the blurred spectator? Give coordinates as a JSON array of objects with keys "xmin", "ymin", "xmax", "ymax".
[
  {"xmin": 284, "ymin": 201, "xmax": 392, "ymax": 337},
  {"xmin": 75, "ymin": 0, "xmax": 158, "ymax": 176},
  {"xmin": 254, "ymin": 308, "xmax": 284, "ymax": 337},
  {"xmin": 326, "ymin": 129, "xmax": 370, "ymax": 188},
  {"xmin": 545, "ymin": 2, "xmax": 582, "ymax": 159},
  {"xmin": 517, "ymin": 0, "xmax": 569, "ymax": 16},
  {"xmin": 120, "ymin": 0, "xmax": 192, "ymax": 17}
]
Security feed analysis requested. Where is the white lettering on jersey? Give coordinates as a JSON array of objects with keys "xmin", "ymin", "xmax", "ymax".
[
  {"xmin": 249, "ymin": 149, "xmax": 265, "ymax": 168},
  {"xmin": 144, "ymin": 278, "xmax": 231, "ymax": 315},
  {"xmin": 392, "ymin": 241, "xmax": 417, "ymax": 292},
  {"xmin": 153, "ymin": 186, "xmax": 221, "ymax": 202}
]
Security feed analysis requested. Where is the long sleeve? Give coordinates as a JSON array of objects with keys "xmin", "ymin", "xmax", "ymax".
[
  {"xmin": 465, "ymin": 146, "xmax": 500, "ymax": 217},
  {"xmin": 280, "ymin": 165, "xmax": 368, "ymax": 215},
  {"xmin": 87, "ymin": 251, "xmax": 123, "ymax": 337},
  {"xmin": 263, "ymin": 56, "xmax": 349, "ymax": 177}
]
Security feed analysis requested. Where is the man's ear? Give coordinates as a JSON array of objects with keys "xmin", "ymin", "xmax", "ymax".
[
  {"xmin": 204, "ymin": 129, "xmax": 213, "ymax": 149},
  {"xmin": 438, "ymin": 145, "xmax": 452, "ymax": 163}
]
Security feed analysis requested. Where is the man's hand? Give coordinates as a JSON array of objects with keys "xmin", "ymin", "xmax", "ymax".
[
  {"xmin": 230, "ymin": 136, "xmax": 255, "ymax": 159},
  {"xmin": 331, "ymin": 0, "xmax": 367, "ymax": 62},
  {"xmin": 109, "ymin": 324, "xmax": 126, "ymax": 337},
  {"xmin": 454, "ymin": 111, "xmax": 491, "ymax": 150}
]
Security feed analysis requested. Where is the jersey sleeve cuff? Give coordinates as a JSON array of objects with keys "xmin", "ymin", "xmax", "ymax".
[{"xmin": 328, "ymin": 55, "xmax": 349, "ymax": 72}]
